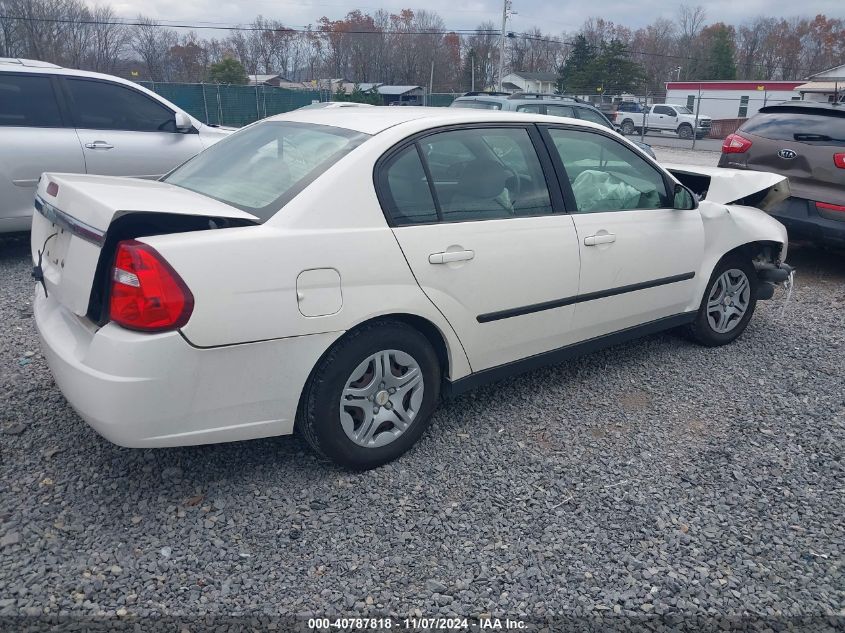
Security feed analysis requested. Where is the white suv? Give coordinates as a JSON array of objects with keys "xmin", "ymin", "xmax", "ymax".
[{"xmin": 0, "ymin": 58, "xmax": 230, "ymax": 233}]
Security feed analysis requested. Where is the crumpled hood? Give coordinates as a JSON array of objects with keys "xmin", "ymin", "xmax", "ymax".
[{"xmin": 664, "ymin": 163, "xmax": 790, "ymax": 211}]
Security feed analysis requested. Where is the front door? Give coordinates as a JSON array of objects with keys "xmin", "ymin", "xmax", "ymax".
[
  {"xmin": 542, "ymin": 126, "xmax": 704, "ymax": 341},
  {"xmin": 62, "ymin": 77, "xmax": 203, "ymax": 178},
  {"xmin": 377, "ymin": 125, "xmax": 581, "ymax": 371}
]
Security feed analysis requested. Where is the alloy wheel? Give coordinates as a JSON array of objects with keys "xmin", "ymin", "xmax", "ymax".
[{"xmin": 339, "ymin": 349, "xmax": 425, "ymax": 448}]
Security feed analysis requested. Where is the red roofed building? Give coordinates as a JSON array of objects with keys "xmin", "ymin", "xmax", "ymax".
[{"xmin": 665, "ymin": 81, "xmax": 803, "ymax": 120}]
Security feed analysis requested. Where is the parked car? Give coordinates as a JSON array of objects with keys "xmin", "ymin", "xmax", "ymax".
[
  {"xmin": 0, "ymin": 58, "xmax": 230, "ymax": 233},
  {"xmin": 450, "ymin": 92, "xmax": 657, "ymax": 157},
  {"xmin": 32, "ymin": 107, "xmax": 791, "ymax": 469},
  {"xmin": 615, "ymin": 104, "xmax": 712, "ymax": 140},
  {"xmin": 718, "ymin": 102, "xmax": 845, "ymax": 247}
]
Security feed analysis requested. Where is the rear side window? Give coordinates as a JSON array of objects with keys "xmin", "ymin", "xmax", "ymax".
[
  {"xmin": 66, "ymin": 79, "xmax": 176, "ymax": 132},
  {"xmin": 382, "ymin": 146, "xmax": 439, "ymax": 226},
  {"xmin": 379, "ymin": 127, "xmax": 554, "ymax": 224},
  {"xmin": 0, "ymin": 74, "xmax": 63, "ymax": 127},
  {"xmin": 517, "ymin": 104, "xmax": 542, "ymax": 113},
  {"xmin": 741, "ymin": 110, "xmax": 845, "ymax": 146},
  {"xmin": 546, "ymin": 105, "xmax": 576, "ymax": 118}
]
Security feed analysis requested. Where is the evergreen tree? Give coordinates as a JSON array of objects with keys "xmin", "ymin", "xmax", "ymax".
[
  {"xmin": 556, "ymin": 35, "xmax": 595, "ymax": 94},
  {"xmin": 706, "ymin": 25, "xmax": 737, "ymax": 79},
  {"xmin": 208, "ymin": 57, "xmax": 248, "ymax": 84}
]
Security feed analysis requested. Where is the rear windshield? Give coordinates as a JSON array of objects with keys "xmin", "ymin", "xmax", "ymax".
[
  {"xmin": 450, "ymin": 100, "xmax": 503, "ymax": 110},
  {"xmin": 164, "ymin": 121, "xmax": 370, "ymax": 220},
  {"xmin": 741, "ymin": 110, "xmax": 845, "ymax": 146}
]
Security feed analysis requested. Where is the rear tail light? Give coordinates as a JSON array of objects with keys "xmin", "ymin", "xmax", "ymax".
[
  {"xmin": 817, "ymin": 201, "xmax": 845, "ymax": 213},
  {"xmin": 722, "ymin": 133, "xmax": 752, "ymax": 154},
  {"xmin": 109, "ymin": 240, "xmax": 194, "ymax": 332},
  {"xmin": 834, "ymin": 153, "xmax": 845, "ymax": 169}
]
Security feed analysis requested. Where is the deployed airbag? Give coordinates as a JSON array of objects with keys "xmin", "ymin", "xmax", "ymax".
[{"xmin": 570, "ymin": 170, "xmax": 660, "ymax": 212}]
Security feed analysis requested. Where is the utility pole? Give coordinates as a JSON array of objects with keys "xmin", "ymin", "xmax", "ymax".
[{"xmin": 497, "ymin": 0, "xmax": 512, "ymax": 91}]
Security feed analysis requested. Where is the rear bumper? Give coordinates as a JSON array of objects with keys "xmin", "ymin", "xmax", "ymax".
[
  {"xmin": 34, "ymin": 287, "xmax": 341, "ymax": 447},
  {"xmin": 768, "ymin": 197, "xmax": 845, "ymax": 247}
]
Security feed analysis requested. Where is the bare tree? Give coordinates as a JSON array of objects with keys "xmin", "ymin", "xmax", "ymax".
[{"xmin": 130, "ymin": 16, "xmax": 177, "ymax": 81}]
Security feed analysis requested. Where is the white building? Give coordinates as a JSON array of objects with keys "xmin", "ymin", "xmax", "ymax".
[
  {"xmin": 502, "ymin": 72, "xmax": 557, "ymax": 94},
  {"xmin": 795, "ymin": 64, "xmax": 845, "ymax": 103},
  {"xmin": 664, "ymin": 81, "xmax": 803, "ymax": 120}
]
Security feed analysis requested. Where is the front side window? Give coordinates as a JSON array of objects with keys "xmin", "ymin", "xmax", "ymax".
[
  {"xmin": 165, "ymin": 121, "xmax": 369, "ymax": 221},
  {"xmin": 0, "ymin": 74, "xmax": 63, "ymax": 127},
  {"xmin": 547, "ymin": 128, "xmax": 670, "ymax": 213},
  {"xmin": 653, "ymin": 105, "xmax": 673, "ymax": 116},
  {"xmin": 66, "ymin": 79, "xmax": 176, "ymax": 132},
  {"xmin": 380, "ymin": 127, "xmax": 554, "ymax": 224},
  {"xmin": 517, "ymin": 104, "xmax": 541, "ymax": 113}
]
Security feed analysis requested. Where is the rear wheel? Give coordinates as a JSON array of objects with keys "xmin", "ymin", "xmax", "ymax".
[
  {"xmin": 621, "ymin": 120, "xmax": 635, "ymax": 135},
  {"xmin": 298, "ymin": 320, "xmax": 441, "ymax": 469},
  {"xmin": 688, "ymin": 257, "xmax": 758, "ymax": 347},
  {"xmin": 678, "ymin": 124, "xmax": 693, "ymax": 140}
]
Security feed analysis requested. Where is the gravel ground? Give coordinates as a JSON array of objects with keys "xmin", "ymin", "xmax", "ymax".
[{"xmin": 0, "ymin": 231, "xmax": 843, "ymax": 632}]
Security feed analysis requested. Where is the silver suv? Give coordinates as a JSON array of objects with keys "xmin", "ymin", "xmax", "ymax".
[
  {"xmin": 450, "ymin": 92, "xmax": 656, "ymax": 157},
  {"xmin": 0, "ymin": 58, "xmax": 231, "ymax": 233}
]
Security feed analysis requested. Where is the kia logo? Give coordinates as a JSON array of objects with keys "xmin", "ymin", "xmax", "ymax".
[{"xmin": 778, "ymin": 149, "xmax": 798, "ymax": 159}]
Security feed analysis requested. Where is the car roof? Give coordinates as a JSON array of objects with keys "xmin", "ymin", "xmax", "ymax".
[
  {"xmin": 270, "ymin": 106, "xmax": 611, "ymax": 136},
  {"xmin": 759, "ymin": 101, "xmax": 845, "ymax": 116},
  {"xmin": 0, "ymin": 57, "xmax": 61, "ymax": 68}
]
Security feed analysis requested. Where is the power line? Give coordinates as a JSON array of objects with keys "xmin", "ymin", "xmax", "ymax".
[{"xmin": 0, "ymin": 13, "xmax": 825, "ymax": 77}]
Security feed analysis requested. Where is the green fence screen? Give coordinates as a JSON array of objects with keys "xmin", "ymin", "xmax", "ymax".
[
  {"xmin": 138, "ymin": 83, "xmax": 459, "ymax": 127},
  {"xmin": 138, "ymin": 82, "xmax": 324, "ymax": 127}
]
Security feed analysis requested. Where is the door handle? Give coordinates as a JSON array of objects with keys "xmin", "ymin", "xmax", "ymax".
[
  {"xmin": 429, "ymin": 250, "xmax": 475, "ymax": 264},
  {"xmin": 584, "ymin": 233, "xmax": 616, "ymax": 246},
  {"xmin": 84, "ymin": 141, "xmax": 114, "ymax": 150}
]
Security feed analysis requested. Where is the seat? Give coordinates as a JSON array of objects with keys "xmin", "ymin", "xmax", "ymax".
[{"xmin": 441, "ymin": 159, "xmax": 512, "ymax": 221}]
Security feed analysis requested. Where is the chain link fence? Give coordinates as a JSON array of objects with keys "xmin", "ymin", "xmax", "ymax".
[{"xmin": 138, "ymin": 82, "xmax": 323, "ymax": 127}]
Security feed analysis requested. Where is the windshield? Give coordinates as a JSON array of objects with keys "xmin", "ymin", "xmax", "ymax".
[
  {"xmin": 674, "ymin": 106, "xmax": 693, "ymax": 114},
  {"xmin": 164, "ymin": 121, "xmax": 370, "ymax": 220}
]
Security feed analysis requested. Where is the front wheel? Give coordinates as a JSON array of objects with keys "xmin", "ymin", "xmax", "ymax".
[
  {"xmin": 297, "ymin": 320, "xmax": 441, "ymax": 469},
  {"xmin": 678, "ymin": 124, "xmax": 693, "ymax": 140},
  {"xmin": 688, "ymin": 257, "xmax": 758, "ymax": 347}
]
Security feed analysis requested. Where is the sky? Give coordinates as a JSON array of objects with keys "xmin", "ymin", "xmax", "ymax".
[{"xmin": 110, "ymin": 0, "xmax": 844, "ymax": 34}]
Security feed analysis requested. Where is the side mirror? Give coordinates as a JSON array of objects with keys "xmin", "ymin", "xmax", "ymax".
[
  {"xmin": 174, "ymin": 111, "xmax": 193, "ymax": 132},
  {"xmin": 673, "ymin": 183, "xmax": 697, "ymax": 210}
]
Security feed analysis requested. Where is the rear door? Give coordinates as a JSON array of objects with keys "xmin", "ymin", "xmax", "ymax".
[
  {"xmin": 0, "ymin": 72, "xmax": 85, "ymax": 231},
  {"xmin": 541, "ymin": 125, "xmax": 703, "ymax": 340},
  {"xmin": 61, "ymin": 77, "xmax": 204, "ymax": 179},
  {"xmin": 377, "ymin": 124, "xmax": 581, "ymax": 372}
]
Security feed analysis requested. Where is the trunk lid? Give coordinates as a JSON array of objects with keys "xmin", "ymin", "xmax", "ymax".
[
  {"xmin": 31, "ymin": 173, "xmax": 258, "ymax": 317},
  {"xmin": 664, "ymin": 164, "xmax": 790, "ymax": 211}
]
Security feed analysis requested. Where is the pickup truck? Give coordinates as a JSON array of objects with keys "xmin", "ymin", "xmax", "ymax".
[{"xmin": 614, "ymin": 104, "xmax": 712, "ymax": 140}]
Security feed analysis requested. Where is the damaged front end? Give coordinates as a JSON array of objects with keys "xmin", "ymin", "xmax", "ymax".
[
  {"xmin": 664, "ymin": 164, "xmax": 790, "ymax": 212},
  {"xmin": 752, "ymin": 248, "xmax": 795, "ymax": 301}
]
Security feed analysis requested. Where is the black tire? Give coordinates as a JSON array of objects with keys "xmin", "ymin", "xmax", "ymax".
[
  {"xmin": 621, "ymin": 120, "xmax": 635, "ymax": 135},
  {"xmin": 297, "ymin": 319, "xmax": 441, "ymax": 469},
  {"xmin": 688, "ymin": 256, "xmax": 759, "ymax": 347},
  {"xmin": 678, "ymin": 124, "xmax": 693, "ymax": 140}
]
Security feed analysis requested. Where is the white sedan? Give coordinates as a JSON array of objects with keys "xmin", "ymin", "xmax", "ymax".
[{"xmin": 31, "ymin": 108, "xmax": 792, "ymax": 469}]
